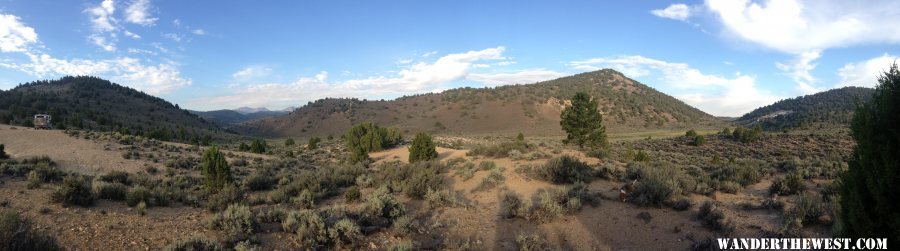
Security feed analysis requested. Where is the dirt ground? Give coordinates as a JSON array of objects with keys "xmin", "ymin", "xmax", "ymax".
[{"xmin": 0, "ymin": 127, "xmax": 829, "ymax": 250}]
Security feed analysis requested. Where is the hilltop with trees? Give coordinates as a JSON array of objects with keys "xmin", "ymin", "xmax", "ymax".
[{"xmin": 737, "ymin": 87, "xmax": 875, "ymax": 131}]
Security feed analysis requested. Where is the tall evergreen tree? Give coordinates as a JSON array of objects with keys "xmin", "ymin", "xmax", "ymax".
[
  {"xmin": 840, "ymin": 63, "xmax": 900, "ymax": 238},
  {"xmin": 201, "ymin": 146, "xmax": 232, "ymax": 191},
  {"xmin": 560, "ymin": 92, "xmax": 607, "ymax": 149}
]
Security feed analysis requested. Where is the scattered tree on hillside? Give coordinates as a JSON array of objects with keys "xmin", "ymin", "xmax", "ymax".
[
  {"xmin": 516, "ymin": 132, "xmax": 525, "ymax": 142},
  {"xmin": 840, "ymin": 63, "xmax": 900, "ymax": 238},
  {"xmin": 685, "ymin": 129, "xmax": 698, "ymax": 137},
  {"xmin": 238, "ymin": 142, "xmax": 250, "ymax": 151},
  {"xmin": 284, "ymin": 138, "xmax": 295, "ymax": 146},
  {"xmin": 409, "ymin": 133, "xmax": 438, "ymax": 163},
  {"xmin": 691, "ymin": 135, "xmax": 705, "ymax": 146},
  {"xmin": 201, "ymin": 146, "xmax": 232, "ymax": 191},
  {"xmin": 560, "ymin": 92, "xmax": 607, "ymax": 149}
]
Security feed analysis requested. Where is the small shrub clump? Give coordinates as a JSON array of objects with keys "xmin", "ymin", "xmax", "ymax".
[
  {"xmin": 209, "ymin": 204, "xmax": 256, "ymax": 243},
  {"xmin": 499, "ymin": 190, "xmax": 526, "ymax": 219},
  {"xmin": 166, "ymin": 236, "xmax": 225, "ymax": 251},
  {"xmin": 697, "ymin": 201, "xmax": 735, "ymax": 235},
  {"xmin": 0, "ymin": 209, "xmax": 60, "ymax": 250},
  {"xmin": 282, "ymin": 210, "xmax": 327, "ymax": 247},
  {"xmin": 50, "ymin": 175, "xmax": 95, "ymax": 207},
  {"xmin": 537, "ymin": 155, "xmax": 593, "ymax": 184},
  {"xmin": 770, "ymin": 172, "xmax": 804, "ymax": 196}
]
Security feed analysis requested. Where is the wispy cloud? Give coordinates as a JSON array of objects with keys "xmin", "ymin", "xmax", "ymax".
[
  {"xmin": 571, "ymin": 55, "xmax": 781, "ymax": 116},
  {"xmin": 651, "ymin": 3, "xmax": 693, "ymax": 21},
  {"xmin": 124, "ymin": 0, "xmax": 157, "ymax": 26}
]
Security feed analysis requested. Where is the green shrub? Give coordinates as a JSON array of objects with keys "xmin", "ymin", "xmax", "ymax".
[
  {"xmin": 207, "ymin": 185, "xmax": 244, "ymax": 212},
  {"xmin": 344, "ymin": 186, "xmax": 361, "ymax": 202},
  {"xmin": 475, "ymin": 170, "xmax": 505, "ymax": 191},
  {"xmin": 93, "ymin": 180, "xmax": 127, "ymax": 201},
  {"xmin": 0, "ymin": 144, "xmax": 8, "ymax": 159},
  {"xmin": 529, "ymin": 190, "xmax": 564, "ymax": 223},
  {"xmin": 408, "ymin": 132, "xmax": 438, "ymax": 163},
  {"xmin": 626, "ymin": 162, "xmax": 685, "ymax": 206},
  {"xmin": 284, "ymin": 138, "xmax": 295, "ymax": 146},
  {"xmin": 515, "ymin": 232, "xmax": 549, "ymax": 251},
  {"xmin": 307, "ymin": 137, "xmax": 321, "ymax": 150},
  {"xmin": 126, "ymin": 186, "xmax": 152, "ymax": 207},
  {"xmin": 202, "ymin": 146, "xmax": 233, "ymax": 192},
  {"xmin": 537, "ymin": 155, "xmax": 592, "ymax": 184},
  {"xmin": 328, "ymin": 218, "xmax": 363, "ymax": 247},
  {"xmin": 379, "ymin": 161, "xmax": 444, "ymax": 199},
  {"xmin": 209, "ymin": 204, "xmax": 256, "ymax": 243},
  {"xmin": 243, "ymin": 172, "xmax": 275, "ymax": 191},
  {"xmin": 499, "ymin": 190, "xmax": 526, "ymax": 219},
  {"xmin": 345, "ymin": 122, "xmax": 402, "ymax": 163},
  {"xmin": 25, "ymin": 162, "xmax": 64, "ymax": 188},
  {"xmin": 770, "ymin": 172, "xmax": 804, "ymax": 195},
  {"xmin": 697, "ymin": 201, "xmax": 735, "ymax": 234},
  {"xmin": 424, "ymin": 189, "xmax": 461, "ymax": 209},
  {"xmin": 691, "ymin": 135, "xmax": 705, "ymax": 146},
  {"xmin": 671, "ymin": 197, "xmax": 692, "ymax": 211},
  {"xmin": 166, "ymin": 236, "xmax": 225, "ymax": 251},
  {"xmin": 388, "ymin": 240, "xmax": 414, "ymax": 251},
  {"xmin": 282, "ymin": 210, "xmax": 327, "ymax": 247},
  {"xmin": 479, "ymin": 161, "xmax": 497, "ymax": 171},
  {"xmin": 731, "ymin": 125, "xmax": 762, "ymax": 143},
  {"xmin": 468, "ymin": 141, "xmax": 530, "ymax": 158},
  {"xmin": 50, "ymin": 175, "xmax": 94, "ymax": 207},
  {"xmin": 391, "ymin": 215, "xmax": 416, "ymax": 236},
  {"xmin": 685, "ymin": 129, "xmax": 698, "ymax": 137},
  {"xmin": 0, "ymin": 209, "xmax": 60, "ymax": 250},
  {"xmin": 364, "ymin": 186, "xmax": 405, "ymax": 220},
  {"xmin": 249, "ymin": 139, "xmax": 267, "ymax": 154},
  {"xmin": 792, "ymin": 191, "xmax": 827, "ymax": 224}
]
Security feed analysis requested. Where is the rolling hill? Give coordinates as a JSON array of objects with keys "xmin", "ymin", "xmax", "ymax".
[
  {"xmin": 235, "ymin": 69, "xmax": 726, "ymax": 138},
  {"xmin": 0, "ymin": 76, "xmax": 224, "ymax": 143},
  {"xmin": 736, "ymin": 86, "xmax": 875, "ymax": 130}
]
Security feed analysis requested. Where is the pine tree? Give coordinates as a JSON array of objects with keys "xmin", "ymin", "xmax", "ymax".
[
  {"xmin": 560, "ymin": 92, "xmax": 607, "ymax": 149},
  {"xmin": 408, "ymin": 132, "xmax": 438, "ymax": 163},
  {"xmin": 284, "ymin": 138, "xmax": 295, "ymax": 146},
  {"xmin": 840, "ymin": 63, "xmax": 900, "ymax": 238},
  {"xmin": 201, "ymin": 146, "xmax": 232, "ymax": 191}
]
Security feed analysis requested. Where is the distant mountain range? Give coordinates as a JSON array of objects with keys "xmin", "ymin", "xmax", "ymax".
[
  {"xmin": 233, "ymin": 69, "xmax": 727, "ymax": 138},
  {"xmin": 736, "ymin": 86, "xmax": 875, "ymax": 130},
  {"xmin": 190, "ymin": 109, "xmax": 289, "ymax": 127}
]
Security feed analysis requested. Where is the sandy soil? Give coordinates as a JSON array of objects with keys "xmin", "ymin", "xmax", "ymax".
[{"xmin": 0, "ymin": 125, "xmax": 149, "ymax": 174}]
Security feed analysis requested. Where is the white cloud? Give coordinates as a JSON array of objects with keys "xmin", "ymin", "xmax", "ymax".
[
  {"xmin": 775, "ymin": 50, "xmax": 821, "ymax": 94},
  {"xmin": 422, "ymin": 51, "xmax": 437, "ymax": 57},
  {"xmin": 466, "ymin": 69, "xmax": 565, "ymax": 86},
  {"xmin": 197, "ymin": 47, "xmax": 508, "ymax": 108},
  {"xmin": 837, "ymin": 54, "xmax": 899, "ymax": 88},
  {"xmin": 163, "ymin": 33, "xmax": 183, "ymax": 42},
  {"xmin": 651, "ymin": 3, "xmax": 693, "ymax": 21},
  {"xmin": 123, "ymin": 30, "xmax": 140, "ymax": 39},
  {"xmin": 232, "ymin": 66, "xmax": 272, "ymax": 80},
  {"xmin": 1, "ymin": 53, "xmax": 191, "ymax": 94},
  {"xmin": 0, "ymin": 13, "xmax": 190, "ymax": 94},
  {"xmin": 0, "ymin": 14, "xmax": 38, "ymax": 52},
  {"xmin": 124, "ymin": 0, "xmax": 157, "ymax": 26},
  {"xmin": 570, "ymin": 55, "xmax": 781, "ymax": 116},
  {"xmin": 700, "ymin": 0, "xmax": 900, "ymax": 95},
  {"xmin": 192, "ymin": 29, "xmax": 205, "ymax": 35},
  {"xmin": 127, "ymin": 48, "xmax": 156, "ymax": 55},
  {"xmin": 86, "ymin": 0, "xmax": 117, "ymax": 32},
  {"xmin": 706, "ymin": 0, "xmax": 900, "ymax": 54},
  {"xmin": 496, "ymin": 61, "xmax": 516, "ymax": 66},
  {"xmin": 89, "ymin": 35, "xmax": 116, "ymax": 51}
]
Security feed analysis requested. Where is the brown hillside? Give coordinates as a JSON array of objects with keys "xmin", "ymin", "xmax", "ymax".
[{"xmin": 235, "ymin": 69, "xmax": 726, "ymax": 137}]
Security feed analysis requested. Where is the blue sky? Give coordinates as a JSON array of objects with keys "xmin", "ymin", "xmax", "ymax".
[{"xmin": 1, "ymin": 0, "xmax": 899, "ymax": 116}]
